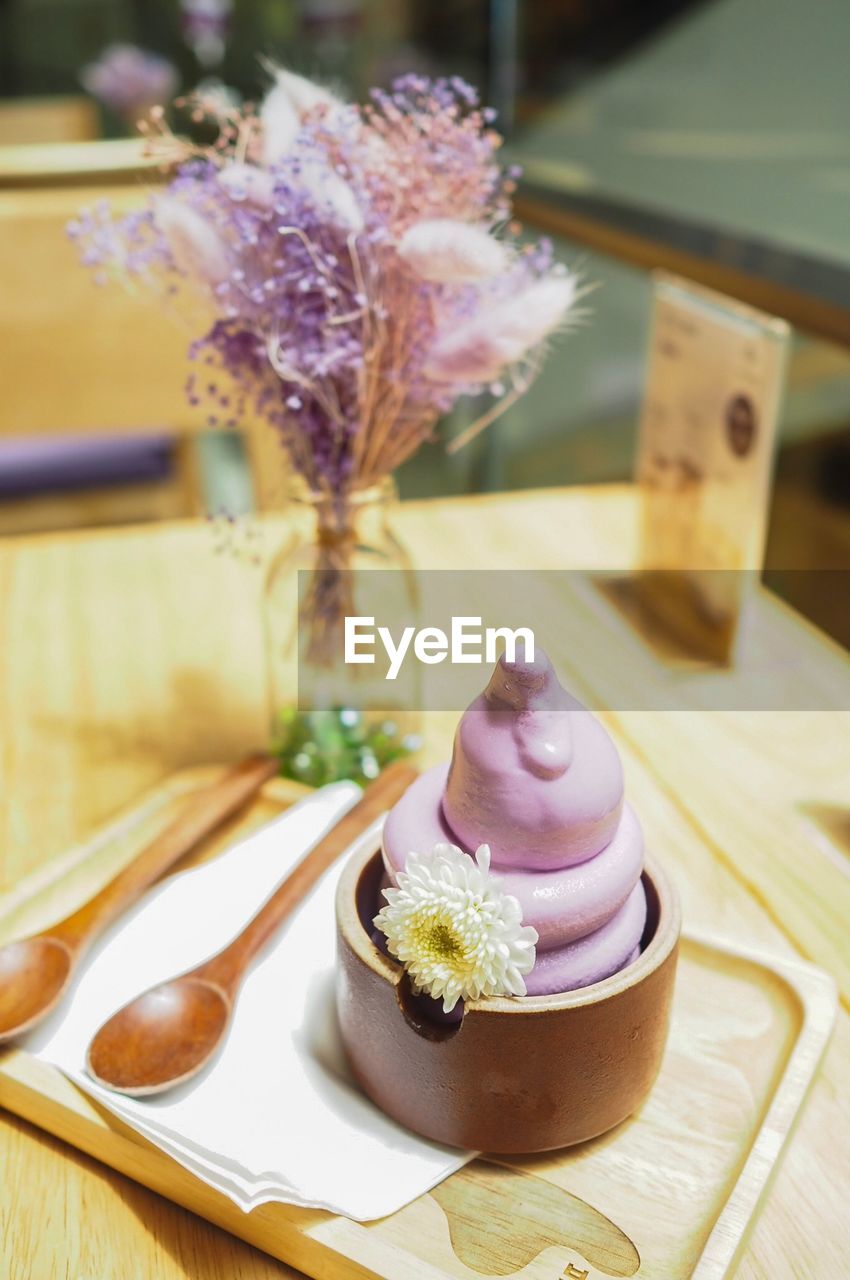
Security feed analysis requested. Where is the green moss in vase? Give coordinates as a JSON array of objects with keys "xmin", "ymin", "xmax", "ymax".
[{"xmin": 274, "ymin": 707, "xmax": 420, "ymax": 787}]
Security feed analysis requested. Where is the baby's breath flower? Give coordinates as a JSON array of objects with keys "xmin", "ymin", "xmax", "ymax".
[{"xmin": 374, "ymin": 842, "xmax": 538, "ymax": 1013}]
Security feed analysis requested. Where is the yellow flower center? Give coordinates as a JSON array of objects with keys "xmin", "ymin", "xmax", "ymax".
[
  {"xmin": 408, "ymin": 907, "xmax": 474, "ymax": 970},
  {"xmin": 420, "ymin": 919, "xmax": 464, "ymax": 963}
]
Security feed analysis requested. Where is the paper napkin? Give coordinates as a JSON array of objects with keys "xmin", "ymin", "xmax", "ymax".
[{"xmin": 25, "ymin": 782, "xmax": 473, "ymax": 1219}]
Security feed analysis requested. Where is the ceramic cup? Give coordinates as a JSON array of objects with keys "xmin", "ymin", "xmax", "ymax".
[{"xmin": 336, "ymin": 841, "xmax": 681, "ymax": 1152}]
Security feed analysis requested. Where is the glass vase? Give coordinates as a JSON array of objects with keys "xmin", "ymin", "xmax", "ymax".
[{"xmin": 264, "ymin": 476, "xmax": 421, "ymax": 785}]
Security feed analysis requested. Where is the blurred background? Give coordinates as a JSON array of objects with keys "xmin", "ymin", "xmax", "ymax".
[{"xmin": 1, "ymin": 0, "xmax": 849, "ymax": 643}]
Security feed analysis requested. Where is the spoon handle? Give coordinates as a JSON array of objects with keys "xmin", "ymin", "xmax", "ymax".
[
  {"xmin": 53, "ymin": 755, "xmax": 281, "ymax": 952},
  {"xmin": 195, "ymin": 760, "xmax": 417, "ymax": 994}
]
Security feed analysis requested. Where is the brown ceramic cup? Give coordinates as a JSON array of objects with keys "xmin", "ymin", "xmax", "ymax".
[{"xmin": 336, "ymin": 841, "xmax": 681, "ymax": 1152}]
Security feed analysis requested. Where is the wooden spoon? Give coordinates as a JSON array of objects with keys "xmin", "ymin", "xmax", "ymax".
[
  {"xmin": 0, "ymin": 755, "xmax": 281, "ymax": 1045},
  {"xmin": 86, "ymin": 759, "xmax": 417, "ymax": 1096}
]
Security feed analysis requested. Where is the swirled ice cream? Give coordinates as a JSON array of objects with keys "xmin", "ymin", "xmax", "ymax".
[{"xmin": 381, "ymin": 649, "xmax": 646, "ymax": 995}]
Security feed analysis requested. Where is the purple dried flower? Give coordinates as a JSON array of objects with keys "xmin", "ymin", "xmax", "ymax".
[
  {"xmin": 71, "ymin": 72, "xmax": 579, "ymax": 493},
  {"xmin": 80, "ymin": 44, "xmax": 178, "ymax": 122}
]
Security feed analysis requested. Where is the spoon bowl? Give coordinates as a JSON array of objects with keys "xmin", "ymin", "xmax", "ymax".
[
  {"xmin": 0, "ymin": 755, "xmax": 280, "ymax": 1046},
  {"xmin": 0, "ymin": 937, "xmax": 74, "ymax": 1042},
  {"xmin": 87, "ymin": 978, "xmax": 231, "ymax": 1095}
]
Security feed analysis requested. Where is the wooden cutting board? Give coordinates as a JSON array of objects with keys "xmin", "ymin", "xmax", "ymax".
[{"xmin": 0, "ymin": 768, "xmax": 837, "ymax": 1280}]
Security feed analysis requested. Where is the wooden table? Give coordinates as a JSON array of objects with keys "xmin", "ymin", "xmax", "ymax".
[{"xmin": 1, "ymin": 485, "xmax": 848, "ymax": 1279}]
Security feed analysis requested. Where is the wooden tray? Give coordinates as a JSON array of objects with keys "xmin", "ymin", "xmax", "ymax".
[{"xmin": 0, "ymin": 769, "xmax": 837, "ymax": 1280}]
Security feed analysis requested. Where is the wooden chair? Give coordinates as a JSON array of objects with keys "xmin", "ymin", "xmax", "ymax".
[
  {"xmin": 0, "ymin": 181, "xmax": 209, "ymax": 534},
  {"xmin": 0, "ymin": 138, "xmax": 159, "ymax": 190},
  {"xmin": 0, "ymin": 96, "xmax": 99, "ymax": 146}
]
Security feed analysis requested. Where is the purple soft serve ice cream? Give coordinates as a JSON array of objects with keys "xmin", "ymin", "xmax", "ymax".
[{"xmin": 381, "ymin": 649, "xmax": 647, "ymax": 995}]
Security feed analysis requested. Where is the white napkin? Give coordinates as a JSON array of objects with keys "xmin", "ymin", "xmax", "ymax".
[{"xmin": 25, "ymin": 782, "xmax": 473, "ymax": 1219}]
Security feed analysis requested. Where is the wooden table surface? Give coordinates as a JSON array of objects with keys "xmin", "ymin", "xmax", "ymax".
[{"xmin": 1, "ymin": 484, "xmax": 849, "ymax": 1279}]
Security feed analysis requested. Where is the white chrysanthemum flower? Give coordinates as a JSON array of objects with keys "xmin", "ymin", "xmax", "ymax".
[{"xmin": 374, "ymin": 842, "xmax": 538, "ymax": 1013}]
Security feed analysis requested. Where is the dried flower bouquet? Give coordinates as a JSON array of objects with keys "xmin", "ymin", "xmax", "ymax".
[{"xmin": 71, "ymin": 70, "xmax": 578, "ymax": 669}]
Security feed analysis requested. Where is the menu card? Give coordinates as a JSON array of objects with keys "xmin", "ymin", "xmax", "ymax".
[{"xmin": 628, "ymin": 274, "xmax": 789, "ymax": 662}]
